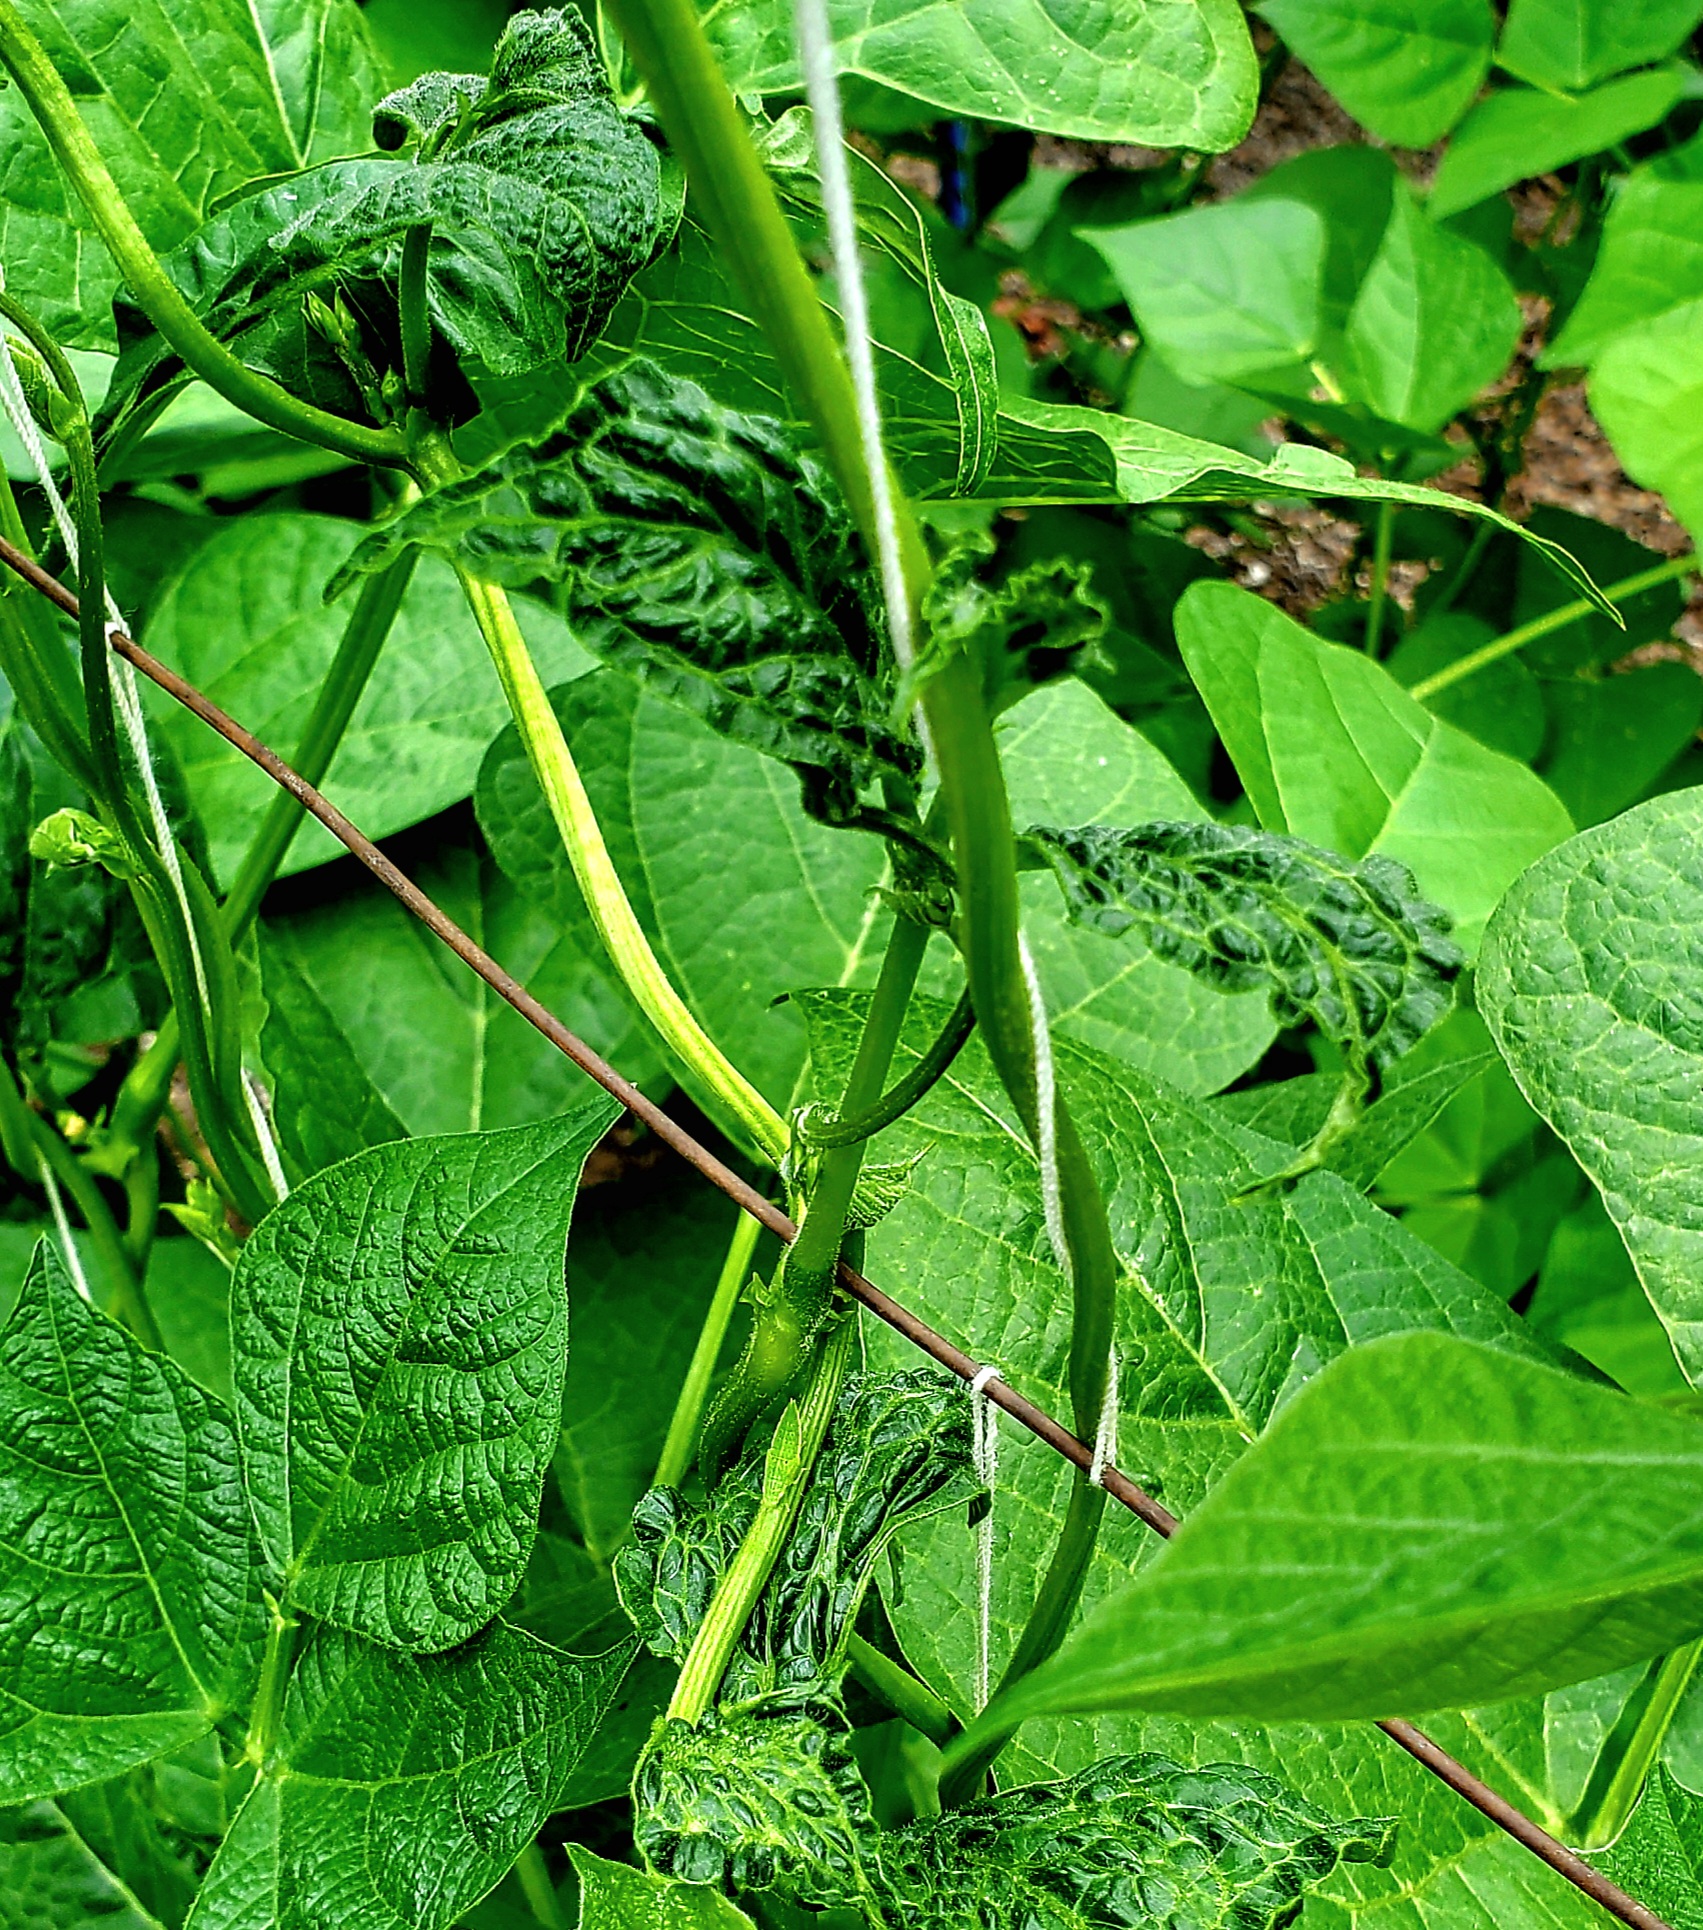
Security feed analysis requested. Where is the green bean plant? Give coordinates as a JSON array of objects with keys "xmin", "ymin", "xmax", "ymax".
[{"xmin": 2, "ymin": 1, "xmax": 1703, "ymax": 1927}]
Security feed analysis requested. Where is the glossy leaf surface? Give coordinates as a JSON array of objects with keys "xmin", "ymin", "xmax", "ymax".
[
  {"xmin": 232, "ymin": 1108, "xmax": 616, "ymax": 1649},
  {"xmin": 0, "ymin": 1244, "xmax": 260, "ymax": 1803}
]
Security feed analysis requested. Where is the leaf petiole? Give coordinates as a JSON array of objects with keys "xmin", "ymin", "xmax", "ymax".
[
  {"xmin": 800, "ymin": 987, "xmax": 975, "ymax": 1150},
  {"xmin": 654, "ymin": 1203, "xmax": 766, "ymax": 1491}
]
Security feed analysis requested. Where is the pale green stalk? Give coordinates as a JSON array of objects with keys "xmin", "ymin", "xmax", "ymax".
[
  {"xmin": 456, "ymin": 569, "xmax": 786, "ymax": 1161},
  {"xmin": 655, "ymin": 1205, "xmax": 766, "ymax": 1489},
  {"xmin": 1411, "ymin": 553, "xmax": 1697, "ymax": 699}
]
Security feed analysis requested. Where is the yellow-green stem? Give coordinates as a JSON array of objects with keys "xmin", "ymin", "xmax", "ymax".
[
  {"xmin": 1411, "ymin": 552, "xmax": 1696, "ymax": 699},
  {"xmin": 654, "ymin": 1204, "xmax": 766, "ymax": 1492},
  {"xmin": 456, "ymin": 569, "xmax": 786, "ymax": 1161}
]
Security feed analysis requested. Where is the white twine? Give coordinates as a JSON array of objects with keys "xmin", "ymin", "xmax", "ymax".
[
  {"xmin": 1088, "ymin": 1345, "xmax": 1120, "ymax": 1489},
  {"xmin": 792, "ymin": 0, "xmax": 915, "ymax": 677},
  {"xmin": 0, "ymin": 303, "xmax": 210, "ymax": 1014},
  {"xmin": 243, "ymin": 1068, "xmax": 289, "ymax": 1203},
  {"xmin": 37, "ymin": 1151, "xmax": 91, "ymax": 1301},
  {"xmin": 968, "ymin": 1363, "xmax": 1002, "ymax": 1711},
  {"xmin": 1018, "ymin": 932, "xmax": 1069, "ymax": 1279}
]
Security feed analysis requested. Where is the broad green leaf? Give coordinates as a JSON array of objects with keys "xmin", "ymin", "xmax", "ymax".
[
  {"xmin": 56, "ymin": 1765, "xmax": 201, "ymax": 1928},
  {"xmin": 1387, "ymin": 611, "xmax": 1547, "ymax": 764},
  {"xmin": 982, "ymin": 1332, "xmax": 1703, "ymax": 1729},
  {"xmin": 1079, "ymin": 198, "xmax": 1326, "ymax": 385},
  {"xmin": 1589, "ymin": 299, "xmax": 1703, "ymax": 541},
  {"xmin": 555, "ymin": 1181, "xmax": 760, "ymax": 1563},
  {"xmin": 340, "ymin": 363, "xmax": 914, "ymax": 824},
  {"xmin": 141, "ymin": 514, "xmax": 593, "ymax": 889},
  {"xmin": 1176, "ymin": 581, "xmax": 1573, "ymax": 953},
  {"xmin": 614, "ymin": 1370, "xmax": 977, "ymax": 1701},
  {"xmin": 1243, "ymin": 147, "xmax": 1399, "ymax": 344},
  {"xmin": 570, "ymin": 1847, "xmax": 756, "ymax": 1928},
  {"xmin": 1544, "ymin": 174, "xmax": 1703, "ymax": 367},
  {"xmin": 996, "ymin": 680, "xmax": 1276, "ymax": 1094},
  {"xmin": 257, "ymin": 829, "xmax": 665, "ymax": 1175},
  {"xmin": 476, "ymin": 670, "xmax": 888, "ymax": 1121},
  {"xmin": 1028, "ymin": 821, "xmax": 1460, "ymax": 1081},
  {"xmin": 1478, "ymin": 788, "xmax": 1703, "ymax": 1386},
  {"xmin": 1344, "ymin": 181, "xmax": 1522, "ymax": 432},
  {"xmin": 1527, "ymin": 1195, "xmax": 1688, "ymax": 1398},
  {"xmin": 1430, "ymin": 71, "xmax": 1689, "ymax": 219},
  {"xmin": 1539, "ymin": 662, "xmax": 1703, "ymax": 829},
  {"xmin": 875, "ymin": 1754, "xmax": 1394, "ymax": 1929},
  {"xmin": 634, "ymin": 1699, "xmax": 878, "ymax": 1905},
  {"xmin": 1591, "ymin": 1765, "xmax": 1703, "ymax": 1930},
  {"xmin": 693, "ymin": 0, "xmax": 1258, "ymax": 147},
  {"xmin": 185, "ymin": 1624, "xmax": 633, "ymax": 1930},
  {"xmin": 0, "ymin": 1801, "xmax": 167, "ymax": 1929},
  {"xmin": 1256, "ymin": 0, "xmax": 1495, "ymax": 146},
  {"xmin": 1499, "ymin": 0, "xmax": 1703, "ymax": 91},
  {"xmin": 0, "ymin": 1243, "xmax": 261, "ymax": 1802},
  {"xmin": 801, "ymin": 991, "xmax": 1544, "ymax": 1447},
  {"xmin": 232, "ymin": 1107, "xmax": 616, "ymax": 1649},
  {"xmin": 0, "ymin": 0, "xmax": 385, "ymax": 349}
]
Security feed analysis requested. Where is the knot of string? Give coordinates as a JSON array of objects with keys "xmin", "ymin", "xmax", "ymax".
[{"xmin": 968, "ymin": 1363, "xmax": 1003, "ymax": 1711}]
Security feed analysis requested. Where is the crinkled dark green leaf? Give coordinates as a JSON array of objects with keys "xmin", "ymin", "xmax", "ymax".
[
  {"xmin": 614, "ymin": 1369, "xmax": 977, "ymax": 1701},
  {"xmin": 878, "ymin": 1753, "xmax": 1396, "ymax": 1930},
  {"xmin": 1029, "ymin": 821, "xmax": 1461, "ymax": 1082},
  {"xmin": 634, "ymin": 1696, "xmax": 881, "ymax": 1908},
  {"xmin": 184, "ymin": 1622, "xmax": 634, "ymax": 1930},
  {"xmin": 343, "ymin": 360, "xmax": 917, "ymax": 818},
  {"xmin": 0, "ymin": 1242, "xmax": 262, "ymax": 1803},
  {"xmin": 99, "ymin": 7, "xmax": 665, "ymax": 442},
  {"xmin": 231, "ymin": 1106, "xmax": 617, "ymax": 1651}
]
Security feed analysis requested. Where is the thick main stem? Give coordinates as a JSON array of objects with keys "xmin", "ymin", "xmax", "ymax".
[
  {"xmin": 457, "ymin": 569, "xmax": 786, "ymax": 1161},
  {"xmin": 0, "ymin": 1, "xmax": 407, "ymax": 469},
  {"xmin": 667, "ymin": 1317, "xmax": 854, "ymax": 1723}
]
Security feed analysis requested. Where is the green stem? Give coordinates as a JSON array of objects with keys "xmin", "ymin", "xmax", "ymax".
[
  {"xmin": 654, "ymin": 1203, "xmax": 765, "ymax": 1491},
  {"xmin": 398, "ymin": 226, "xmax": 433, "ymax": 408},
  {"xmin": 1411, "ymin": 553, "xmax": 1697, "ymax": 700},
  {"xmin": 846, "ymin": 1631, "xmax": 958, "ymax": 1747},
  {"xmin": 243, "ymin": 1595, "xmax": 299, "ymax": 1768},
  {"xmin": 1573, "ymin": 1639, "xmax": 1703, "ymax": 1852},
  {"xmin": 0, "ymin": 1, "xmax": 407, "ymax": 470},
  {"xmin": 106, "ymin": 548, "xmax": 419, "ymax": 1172},
  {"xmin": 456, "ymin": 568, "xmax": 786, "ymax": 1160},
  {"xmin": 802, "ymin": 987, "xmax": 973, "ymax": 1148},
  {"xmin": 1364, "ymin": 500, "xmax": 1395, "ymax": 656},
  {"xmin": 697, "ymin": 912, "xmax": 929, "ymax": 1475},
  {"xmin": 1434, "ymin": 520, "xmax": 1495, "ymax": 616},
  {"xmin": 512, "ymin": 1843, "xmax": 567, "ymax": 1930},
  {"xmin": 0, "ymin": 1053, "xmax": 158, "ymax": 1346},
  {"xmin": 667, "ymin": 1316, "xmax": 854, "ymax": 1724},
  {"xmin": 601, "ymin": 0, "xmax": 1120, "ymax": 1774},
  {"xmin": 0, "ymin": 473, "xmax": 94, "ymax": 790}
]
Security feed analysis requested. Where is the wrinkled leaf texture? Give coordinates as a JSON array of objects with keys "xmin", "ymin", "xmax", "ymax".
[
  {"xmin": 232, "ymin": 1106, "xmax": 616, "ymax": 1650},
  {"xmin": 184, "ymin": 1623, "xmax": 634, "ymax": 1930},
  {"xmin": 0, "ymin": 1243, "xmax": 261, "ymax": 1803},
  {"xmin": 1030, "ymin": 819, "xmax": 1461, "ymax": 1083},
  {"xmin": 615, "ymin": 1369, "xmax": 978, "ymax": 1702},
  {"xmin": 346, "ymin": 360, "xmax": 916, "ymax": 818}
]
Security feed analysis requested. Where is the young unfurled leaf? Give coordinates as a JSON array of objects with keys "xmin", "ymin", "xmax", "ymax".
[
  {"xmin": 231, "ymin": 1105, "xmax": 616, "ymax": 1651},
  {"xmin": 977, "ymin": 1333, "xmax": 1703, "ymax": 1730},
  {"xmin": 878, "ymin": 1753, "xmax": 1395, "ymax": 1930},
  {"xmin": 185, "ymin": 1623, "xmax": 634, "ymax": 1930},
  {"xmin": 614, "ymin": 1370, "xmax": 977, "ymax": 1700},
  {"xmin": 0, "ymin": 1242, "xmax": 262, "ymax": 1803},
  {"xmin": 633, "ymin": 1696, "xmax": 881, "ymax": 1908},
  {"xmin": 905, "ymin": 539, "xmax": 1108, "ymax": 719},
  {"xmin": 343, "ymin": 361, "xmax": 914, "ymax": 821},
  {"xmin": 1479, "ymin": 788, "xmax": 1703, "ymax": 1385},
  {"xmin": 1028, "ymin": 821, "xmax": 1461, "ymax": 1085}
]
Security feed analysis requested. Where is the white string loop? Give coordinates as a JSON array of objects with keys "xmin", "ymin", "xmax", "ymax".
[
  {"xmin": 243, "ymin": 1069, "xmax": 289, "ymax": 1203},
  {"xmin": 968, "ymin": 1363, "xmax": 1003, "ymax": 1711}
]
